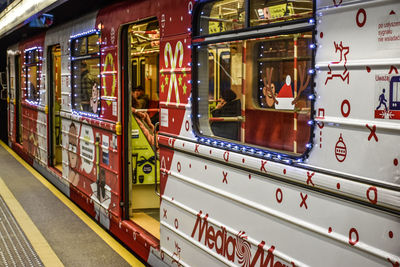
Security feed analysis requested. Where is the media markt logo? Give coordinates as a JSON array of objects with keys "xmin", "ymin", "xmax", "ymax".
[{"xmin": 191, "ymin": 210, "xmax": 294, "ymax": 267}]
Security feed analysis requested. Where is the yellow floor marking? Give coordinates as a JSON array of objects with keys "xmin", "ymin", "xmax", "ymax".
[
  {"xmin": 0, "ymin": 141, "xmax": 145, "ymax": 266},
  {"xmin": 131, "ymin": 212, "xmax": 160, "ymax": 239},
  {"xmin": 0, "ymin": 177, "xmax": 64, "ymax": 267}
]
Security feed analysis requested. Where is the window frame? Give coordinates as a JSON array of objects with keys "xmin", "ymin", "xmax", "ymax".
[
  {"xmin": 24, "ymin": 47, "xmax": 41, "ymax": 105},
  {"xmin": 193, "ymin": 0, "xmax": 314, "ymax": 39},
  {"xmin": 192, "ymin": 0, "xmax": 316, "ymax": 161},
  {"xmin": 70, "ymin": 31, "xmax": 101, "ymax": 117}
]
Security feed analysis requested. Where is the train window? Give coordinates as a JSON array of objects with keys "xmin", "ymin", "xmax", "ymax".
[
  {"xmin": 71, "ymin": 34, "xmax": 101, "ymax": 114},
  {"xmin": 198, "ymin": 0, "xmax": 245, "ymax": 35},
  {"xmin": 250, "ymin": 0, "xmax": 313, "ymax": 27},
  {"xmin": 24, "ymin": 48, "xmax": 40, "ymax": 104},
  {"xmin": 195, "ymin": 1, "xmax": 315, "ymax": 156}
]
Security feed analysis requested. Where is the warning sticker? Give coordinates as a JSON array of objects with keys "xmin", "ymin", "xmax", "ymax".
[{"xmin": 377, "ymin": 11, "xmax": 400, "ymax": 49}]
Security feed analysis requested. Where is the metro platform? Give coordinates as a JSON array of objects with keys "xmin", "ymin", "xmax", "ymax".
[{"xmin": 0, "ymin": 141, "xmax": 145, "ymax": 267}]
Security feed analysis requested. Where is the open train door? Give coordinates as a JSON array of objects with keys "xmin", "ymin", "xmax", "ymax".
[
  {"xmin": 48, "ymin": 44, "xmax": 62, "ymax": 171},
  {"xmin": 122, "ymin": 19, "xmax": 160, "ymax": 240}
]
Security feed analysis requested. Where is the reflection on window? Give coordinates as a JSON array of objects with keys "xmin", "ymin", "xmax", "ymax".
[
  {"xmin": 71, "ymin": 34, "xmax": 100, "ymax": 114},
  {"xmin": 198, "ymin": 0, "xmax": 245, "ymax": 35},
  {"xmin": 196, "ymin": 32, "xmax": 313, "ymax": 155},
  {"xmin": 25, "ymin": 49, "xmax": 40, "ymax": 104},
  {"xmin": 26, "ymin": 66, "xmax": 39, "ymax": 102},
  {"xmin": 250, "ymin": 0, "xmax": 313, "ymax": 26},
  {"xmin": 129, "ymin": 20, "xmax": 160, "ymax": 102},
  {"xmin": 197, "ymin": 42, "xmax": 243, "ymax": 141}
]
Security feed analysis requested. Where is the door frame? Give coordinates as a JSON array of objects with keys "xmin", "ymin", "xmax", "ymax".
[{"xmin": 47, "ymin": 44, "xmax": 61, "ymax": 169}]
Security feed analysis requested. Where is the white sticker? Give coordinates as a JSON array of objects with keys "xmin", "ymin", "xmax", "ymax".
[
  {"xmin": 102, "ymin": 135, "xmax": 109, "ymax": 152},
  {"xmin": 112, "ymin": 101, "xmax": 117, "ymax": 116},
  {"xmin": 377, "ymin": 13, "xmax": 400, "ymax": 50},
  {"xmin": 80, "ymin": 124, "xmax": 94, "ymax": 173},
  {"xmin": 161, "ymin": 108, "xmax": 169, "ymax": 127}
]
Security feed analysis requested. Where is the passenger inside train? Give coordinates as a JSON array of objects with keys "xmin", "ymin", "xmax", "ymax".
[{"xmin": 211, "ymin": 89, "xmax": 241, "ymax": 140}]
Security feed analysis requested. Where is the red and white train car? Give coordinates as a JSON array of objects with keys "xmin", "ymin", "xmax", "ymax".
[{"xmin": 6, "ymin": 0, "xmax": 400, "ymax": 266}]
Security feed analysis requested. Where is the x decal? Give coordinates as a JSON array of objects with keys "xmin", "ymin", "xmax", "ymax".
[
  {"xmin": 222, "ymin": 171, "xmax": 228, "ymax": 184},
  {"xmin": 163, "ymin": 209, "xmax": 167, "ymax": 219},
  {"xmin": 260, "ymin": 160, "xmax": 267, "ymax": 172},
  {"xmin": 366, "ymin": 124, "xmax": 378, "ymax": 142},
  {"xmin": 194, "ymin": 144, "xmax": 199, "ymax": 153},
  {"xmin": 306, "ymin": 172, "xmax": 315, "ymax": 187},
  {"xmin": 300, "ymin": 193, "xmax": 308, "ymax": 209}
]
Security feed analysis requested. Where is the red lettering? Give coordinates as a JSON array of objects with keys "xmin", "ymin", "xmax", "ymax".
[
  {"xmin": 225, "ymin": 235, "xmax": 236, "ymax": 262},
  {"xmin": 215, "ymin": 227, "xmax": 225, "ymax": 255},
  {"xmin": 206, "ymin": 225, "xmax": 215, "ymax": 250},
  {"xmin": 250, "ymin": 242, "xmax": 276, "ymax": 267},
  {"xmin": 191, "ymin": 211, "xmax": 208, "ymax": 242},
  {"xmin": 194, "ymin": 144, "xmax": 200, "ymax": 153},
  {"xmin": 261, "ymin": 160, "xmax": 268, "ymax": 172}
]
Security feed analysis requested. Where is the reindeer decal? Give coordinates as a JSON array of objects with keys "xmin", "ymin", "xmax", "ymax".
[
  {"xmin": 325, "ymin": 41, "xmax": 350, "ymax": 85},
  {"xmin": 262, "ymin": 63, "xmax": 310, "ymax": 110}
]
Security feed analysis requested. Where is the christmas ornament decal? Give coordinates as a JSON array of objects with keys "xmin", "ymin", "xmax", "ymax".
[{"xmin": 335, "ymin": 134, "xmax": 347, "ymax": 162}]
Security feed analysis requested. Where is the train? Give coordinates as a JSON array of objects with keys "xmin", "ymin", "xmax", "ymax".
[{"xmin": 4, "ymin": 0, "xmax": 400, "ymax": 266}]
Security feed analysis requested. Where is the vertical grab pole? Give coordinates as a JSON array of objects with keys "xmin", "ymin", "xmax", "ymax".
[
  {"xmin": 241, "ymin": 41, "xmax": 246, "ymax": 143},
  {"xmin": 293, "ymin": 36, "xmax": 298, "ymax": 154}
]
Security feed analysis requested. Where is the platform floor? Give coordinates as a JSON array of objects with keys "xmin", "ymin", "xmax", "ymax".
[{"xmin": 0, "ymin": 142, "xmax": 145, "ymax": 267}]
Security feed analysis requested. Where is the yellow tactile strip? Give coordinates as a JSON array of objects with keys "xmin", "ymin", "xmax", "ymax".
[
  {"xmin": 0, "ymin": 141, "xmax": 144, "ymax": 266},
  {"xmin": 0, "ymin": 177, "xmax": 64, "ymax": 267}
]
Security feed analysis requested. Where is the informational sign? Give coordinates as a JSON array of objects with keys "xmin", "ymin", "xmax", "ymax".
[
  {"xmin": 102, "ymin": 134, "xmax": 109, "ymax": 165},
  {"xmin": 375, "ymin": 73, "xmax": 400, "ymax": 120},
  {"xmin": 80, "ymin": 124, "xmax": 95, "ymax": 173}
]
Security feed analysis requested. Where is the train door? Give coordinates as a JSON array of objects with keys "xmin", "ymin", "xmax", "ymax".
[
  {"xmin": 48, "ymin": 45, "xmax": 62, "ymax": 171},
  {"xmin": 122, "ymin": 19, "xmax": 160, "ymax": 239},
  {"xmin": 15, "ymin": 54, "xmax": 22, "ymax": 144}
]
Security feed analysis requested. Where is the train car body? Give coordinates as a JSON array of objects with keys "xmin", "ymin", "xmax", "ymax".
[{"xmin": 5, "ymin": 0, "xmax": 400, "ymax": 266}]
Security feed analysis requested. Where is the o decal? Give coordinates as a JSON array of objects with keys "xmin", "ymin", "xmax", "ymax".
[
  {"xmin": 174, "ymin": 218, "xmax": 179, "ymax": 229},
  {"xmin": 185, "ymin": 120, "xmax": 190, "ymax": 131},
  {"xmin": 341, "ymin": 99, "xmax": 351, "ymax": 117},
  {"xmin": 276, "ymin": 188, "xmax": 283, "ymax": 203},
  {"xmin": 356, "ymin": 9, "xmax": 367, "ymax": 28},
  {"xmin": 349, "ymin": 228, "xmax": 359, "ymax": 246},
  {"xmin": 177, "ymin": 162, "xmax": 181, "ymax": 172},
  {"xmin": 366, "ymin": 186, "xmax": 378, "ymax": 204}
]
